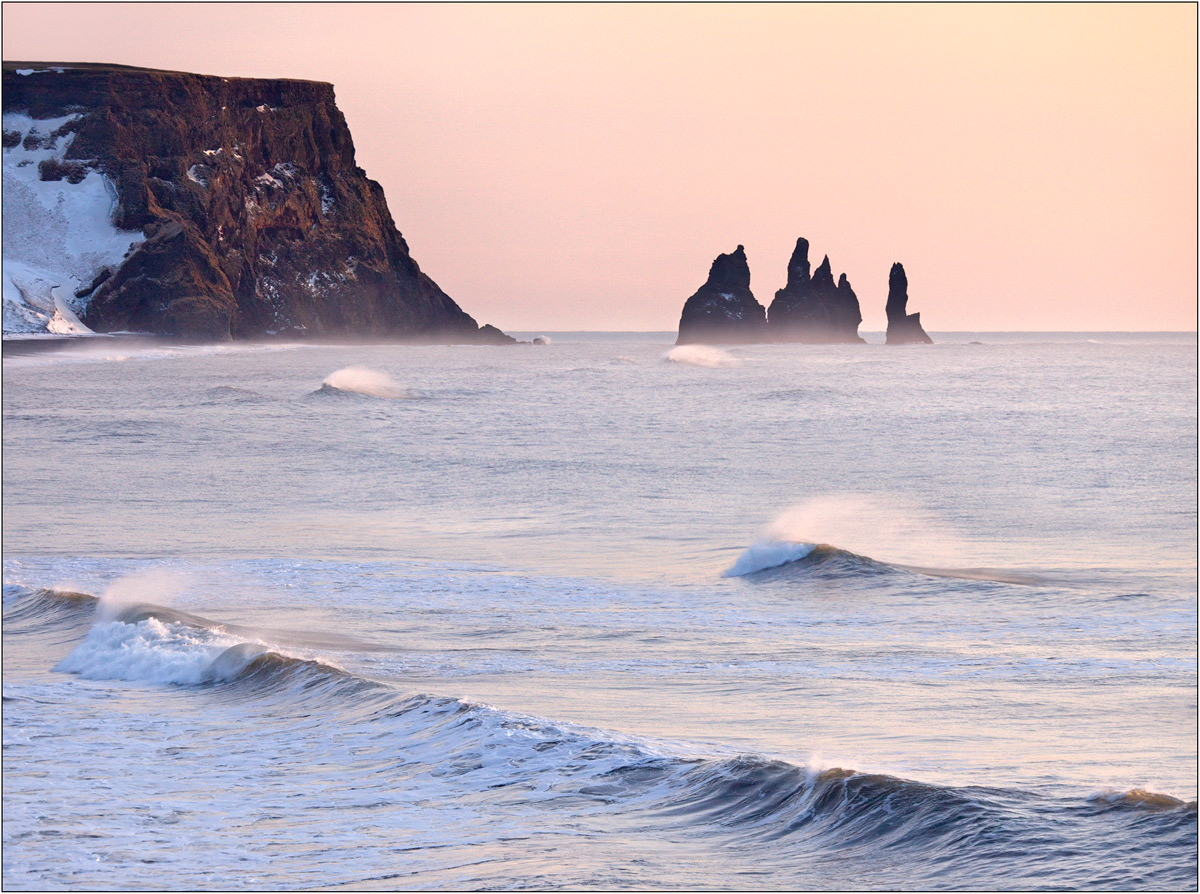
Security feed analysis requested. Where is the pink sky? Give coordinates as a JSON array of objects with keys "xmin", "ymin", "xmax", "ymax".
[{"xmin": 4, "ymin": 3, "xmax": 1195, "ymax": 331}]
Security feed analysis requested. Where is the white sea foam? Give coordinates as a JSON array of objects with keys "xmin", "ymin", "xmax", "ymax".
[
  {"xmin": 661, "ymin": 345, "xmax": 739, "ymax": 368},
  {"xmin": 321, "ymin": 366, "xmax": 422, "ymax": 399},
  {"xmin": 54, "ymin": 570, "xmax": 278, "ymax": 685},
  {"xmin": 55, "ymin": 616, "xmax": 241, "ymax": 685}
]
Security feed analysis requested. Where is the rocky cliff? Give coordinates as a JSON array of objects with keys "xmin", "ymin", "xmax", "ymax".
[
  {"xmin": 884, "ymin": 263, "xmax": 932, "ymax": 345},
  {"xmin": 675, "ymin": 245, "xmax": 766, "ymax": 345},
  {"xmin": 1, "ymin": 62, "xmax": 511, "ymax": 342},
  {"xmin": 767, "ymin": 237, "xmax": 864, "ymax": 343}
]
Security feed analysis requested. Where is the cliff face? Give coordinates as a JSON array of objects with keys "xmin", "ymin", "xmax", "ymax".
[
  {"xmin": 675, "ymin": 245, "xmax": 766, "ymax": 345},
  {"xmin": 1, "ymin": 62, "xmax": 510, "ymax": 342},
  {"xmin": 767, "ymin": 237, "xmax": 864, "ymax": 343},
  {"xmin": 885, "ymin": 263, "xmax": 933, "ymax": 345}
]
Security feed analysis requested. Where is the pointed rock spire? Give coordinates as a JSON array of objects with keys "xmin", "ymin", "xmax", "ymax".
[
  {"xmin": 784, "ymin": 237, "xmax": 811, "ymax": 291},
  {"xmin": 676, "ymin": 245, "xmax": 766, "ymax": 344},
  {"xmin": 811, "ymin": 255, "xmax": 836, "ymax": 292},
  {"xmin": 836, "ymin": 273, "xmax": 859, "ymax": 310},
  {"xmin": 766, "ymin": 237, "xmax": 863, "ymax": 343},
  {"xmin": 707, "ymin": 244, "xmax": 751, "ymax": 292},
  {"xmin": 885, "ymin": 262, "xmax": 933, "ymax": 344}
]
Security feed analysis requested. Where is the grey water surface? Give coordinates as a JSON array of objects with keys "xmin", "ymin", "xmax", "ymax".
[{"xmin": 3, "ymin": 332, "xmax": 1196, "ymax": 889}]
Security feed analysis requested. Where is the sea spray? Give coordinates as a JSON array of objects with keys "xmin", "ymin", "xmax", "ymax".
[
  {"xmin": 661, "ymin": 345, "xmax": 739, "ymax": 368},
  {"xmin": 320, "ymin": 366, "xmax": 424, "ymax": 399},
  {"xmin": 725, "ymin": 494, "xmax": 971, "ymax": 576},
  {"xmin": 96, "ymin": 567, "xmax": 189, "ymax": 621},
  {"xmin": 62, "ymin": 569, "xmax": 247, "ymax": 684}
]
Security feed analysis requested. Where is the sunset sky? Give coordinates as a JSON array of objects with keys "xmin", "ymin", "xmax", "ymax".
[{"xmin": 4, "ymin": 2, "xmax": 1195, "ymax": 331}]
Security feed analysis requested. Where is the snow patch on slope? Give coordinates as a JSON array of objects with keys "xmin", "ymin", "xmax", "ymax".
[{"xmin": 3, "ymin": 112, "xmax": 146, "ymax": 334}]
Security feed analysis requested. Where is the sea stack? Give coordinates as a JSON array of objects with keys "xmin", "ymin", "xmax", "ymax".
[
  {"xmin": 1, "ymin": 62, "xmax": 511, "ymax": 342},
  {"xmin": 675, "ymin": 245, "xmax": 766, "ymax": 344},
  {"xmin": 884, "ymin": 263, "xmax": 933, "ymax": 344},
  {"xmin": 766, "ymin": 237, "xmax": 864, "ymax": 343}
]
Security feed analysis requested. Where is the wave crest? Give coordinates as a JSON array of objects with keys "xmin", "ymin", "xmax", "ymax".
[
  {"xmin": 726, "ymin": 498, "xmax": 1044, "ymax": 585},
  {"xmin": 2, "ymin": 585, "xmax": 98, "ymax": 636},
  {"xmin": 49, "ymin": 593, "xmax": 359, "ymax": 694},
  {"xmin": 661, "ymin": 345, "xmax": 739, "ymax": 368},
  {"xmin": 318, "ymin": 366, "xmax": 425, "ymax": 399},
  {"xmin": 1087, "ymin": 789, "xmax": 1196, "ymax": 813},
  {"xmin": 724, "ymin": 540, "xmax": 890, "ymax": 578},
  {"xmin": 724, "ymin": 540, "xmax": 818, "ymax": 576}
]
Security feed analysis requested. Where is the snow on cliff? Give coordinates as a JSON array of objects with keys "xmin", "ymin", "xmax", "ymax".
[{"xmin": 2, "ymin": 112, "xmax": 145, "ymax": 334}]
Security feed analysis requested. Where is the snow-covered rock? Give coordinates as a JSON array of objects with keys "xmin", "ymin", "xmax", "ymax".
[{"xmin": 2, "ymin": 111, "xmax": 144, "ymax": 334}]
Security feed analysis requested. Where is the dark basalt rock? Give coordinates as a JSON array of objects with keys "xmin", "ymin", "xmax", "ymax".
[
  {"xmin": 767, "ymin": 238, "xmax": 864, "ymax": 343},
  {"xmin": 2, "ymin": 62, "xmax": 509, "ymax": 342},
  {"xmin": 885, "ymin": 263, "xmax": 933, "ymax": 345},
  {"xmin": 676, "ymin": 245, "xmax": 766, "ymax": 344},
  {"xmin": 473, "ymin": 323, "xmax": 517, "ymax": 345}
]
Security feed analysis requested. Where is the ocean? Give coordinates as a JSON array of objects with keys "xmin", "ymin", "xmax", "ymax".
[{"xmin": 2, "ymin": 331, "xmax": 1196, "ymax": 889}]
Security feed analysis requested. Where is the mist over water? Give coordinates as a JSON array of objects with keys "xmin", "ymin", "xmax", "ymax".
[{"xmin": 3, "ymin": 332, "xmax": 1196, "ymax": 889}]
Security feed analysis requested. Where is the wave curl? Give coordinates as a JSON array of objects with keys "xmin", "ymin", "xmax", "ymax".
[{"xmin": 8, "ymin": 581, "xmax": 1194, "ymax": 882}]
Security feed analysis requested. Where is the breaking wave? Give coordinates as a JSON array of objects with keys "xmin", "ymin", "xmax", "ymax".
[
  {"xmin": 661, "ymin": 345, "xmax": 739, "ymax": 368},
  {"xmin": 725, "ymin": 541, "xmax": 871, "ymax": 577},
  {"xmin": 724, "ymin": 540, "xmax": 1048, "ymax": 586},
  {"xmin": 316, "ymin": 366, "xmax": 427, "ymax": 399},
  {"xmin": 723, "ymin": 539, "xmax": 817, "ymax": 576},
  {"xmin": 726, "ymin": 497, "xmax": 1049, "ymax": 585},
  {"xmin": 5, "ymin": 584, "xmax": 1195, "ymax": 886},
  {"xmin": 14, "ymin": 585, "xmax": 359, "ymax": 694}
]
